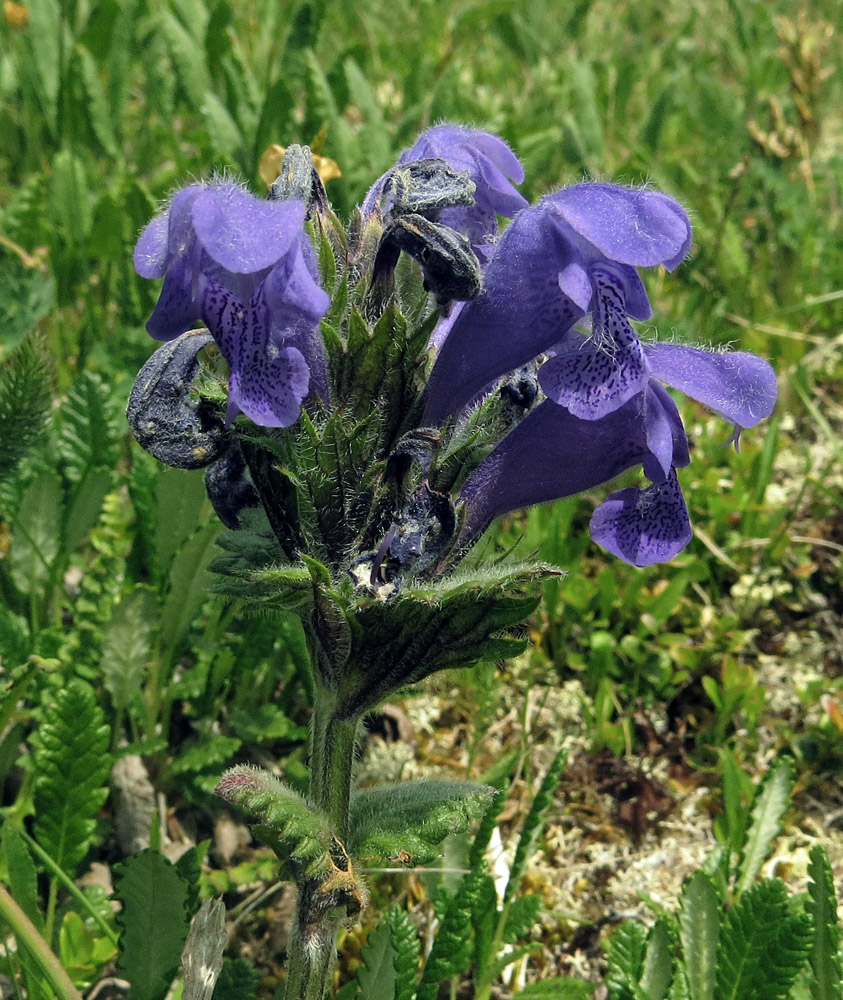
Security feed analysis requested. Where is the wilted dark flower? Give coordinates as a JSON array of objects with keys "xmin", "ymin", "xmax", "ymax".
[
  {"xmin": 423, "ymin": 183, "xmax": 692, "ymax": 426},
  {"xmin": 133, "ymin": 180, "xmax": 329, "ymax": 427},
  {"xmin": 457, "ymin": 344, "xmax": 777, "ymax": 566},
  {"xmin": 362, "ymin": 124, "xmax": 528, "ymax": 256}
]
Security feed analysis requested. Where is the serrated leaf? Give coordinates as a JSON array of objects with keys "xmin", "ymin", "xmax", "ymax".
[
  {"xmin": 382, "ymin": 907, "xmax": 420, "ymax": 1000},
  {"xmin": 2, "ymin": 824, "xmax": 42, "ymax": 931},
  {"xmin": 161, "ymin": 521, "xmax": 220, "ymax": 657},
  {"xmin": 348, "ymin": 781, "xmax": 495, "ymax": 866},
  {"xmin": 606, "ymin": 921, "xmax": 647, "ymax": 1000},
  {"xmin": 0, "ymin": 334, "xmax": 52, "ymax": 484},
  {"xmin": 642, "ymin": 919, "xmax": 673, "ymax": 1000},
  {"xmin": 502, "ymin": 893, "xmax": 542, "ymax": 943},
  {"xmin": 7, "ymin": 468, "xmax": 62, "ymax": 593},
  {"xmin": 58, "ymin": 370, "xmax": 120, "ymax": 484},
  {"xmin": 215, "ymin": 765, "xmax": 332, "ymax": 878},
  {"xmin": 64, "ymin": 467, "xmax": 113, "ymax": 550},
  {"xmin": 73, "ymin": 43, "xmax": 118, "ymax": 156},
  {"xmin": 114, "ymin": 849, "xmax": 191, "ymax": 1000},
  {"xmin": 679, "ymin": 871, "xmax": 720, "ymax": 1000},
  {"xmin": 201, "ymin": 91, "xmax": 244, "ymax": 158},
  {"xmin": 806, "ymin": 845, "xmax": 842, "ymax": 1000},
  {"xmin": 51, "ymin": 149, "xmax": 92, "ymax": 245},
  {"xmin": 736, "ymin": 760, "xmax": 793, "ymax": 896},
  {"xmin": 101, "ymin": 586, "xmax": 155, "ymax": 712},
  {"xmin": 160, "ymin": 9, "xmax": 211, "ymax": 108},
  {"xmin": 212, "ymin": 959, "xmax": 259, "ymax": 1000},
  {"xmin": 355, "ymin": 921, "xmax": 397, "ymax": 1000},
  {"xmin": 171, "ymin": 735, "xmax": 241, "ymax": 776},
  {"xmin": 155, "ymin": 467, "xmax": 213, "ymax": 577},
  {"xmin": 715, "ymin": 879, "xmax": 812, "ymax": 1000},
  {"xmin": 30, "ymin": 678, "xmax": 111, "ymax": 874},
  {"xmin": 416, "ymin": 870, "xmax": 485, "ymax": 1000},
  {"xmin": 504, "ymin": 748, "xmax": 567, "ymax": 904},
  {"xmin": 517, "ymin": 980, "xmax": 594, "ymax": 999}
]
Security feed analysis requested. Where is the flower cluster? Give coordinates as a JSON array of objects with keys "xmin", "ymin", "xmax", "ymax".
[{"xmin": 131, "ymin": 127, "xmax": 777, "ymax": 569}]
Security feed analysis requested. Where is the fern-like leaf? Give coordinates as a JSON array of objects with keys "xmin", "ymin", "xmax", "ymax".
[
  {"xmin": 517, "ymin": 980, "xmax": 594, "ymax": 999},
  {"xmin": 715, "ymin": 879, "xmax": 812, "ymax": 1000},
  {"xmin": 806, "ymin": 845, "xmax": 842, "ymax": 1000},
  {"xmin": 212, "ymin": 959, "xmax": 259, "ymax": 1000},
  {"xmin": 382, "ymin": 906, "xmax": 421, "ymax": 1000},
  {"xmin": 58, "ymin": 370, "xmax": 120, "ymax": 483},
  {"xmin": 29, "ymin": 678, "xmax": 111, "ymax": 874},
  {"xmin": 504, "ymin": 748, "xmax": 567, "ymax": 904},
  {"xmin": 735, "ymin": 760, "xmax": 793, "ymax": 897},
  {"xmin": 0, "ymin": 334, "xmax": 52, "ymax": 486},
  {"xmin": 114, "ymin": 849, "xmax": 192, "ymax": 1000},
  {"xmin": 416, "ymin": 871, "xmax": 486, "ymax": 1000},
  {"xmin": 606, "ymin": 921, "xmax": 647, "ymax": 1000}
]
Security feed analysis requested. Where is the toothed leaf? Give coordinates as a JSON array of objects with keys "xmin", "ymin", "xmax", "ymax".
[
  {"xmin": 30, "ymin": 678, "xmax": 111, "ymax": 875},
  {"xmin": 114, "ymin": 849, "xmax": 192, "ymax": 1000},
  {"xmin": 807, "ymin": 845, "xmax": 842, "ymax": 1000},
  {"xmin": 736, "ymin": 760, "xmax": 793, "ymax": 897},
  {"xmin": 348, "ymin": 781, "xmax": 495, "ymax": 867}
]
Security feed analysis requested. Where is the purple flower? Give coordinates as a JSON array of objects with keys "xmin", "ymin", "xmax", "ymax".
[
  {"xmin": 423, "ymin": 183, "xmax": 692, "ymax": 426},
  {"xmin": 362, "ymin": 124, "xmax": 528, "ymax": 254},
  {"xmin": 133, "ymin": 181, "xmax": 330, "ymax": 428},
  {"xmin": 457, "ymin": 345, "xmax": 777, "ymax": 566}
]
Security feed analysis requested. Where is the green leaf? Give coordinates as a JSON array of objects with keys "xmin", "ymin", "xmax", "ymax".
[
  {"xmin": 517, "ymin": 980, "xmax": 594, "ymax": 999},
  {"xmin": 348, "ymin": 780, "xmax": 495, "ymax": 866},
  {"xmin": 160, "ymin": 520, "xmax": 220, "ymax": 657},
  {"xmin": 160, "ymin": 9, "xmax": 211, "ymax": 108},
  {"xmin": 416, "ymin": 870, "xmax": 485, "ymax": 1000},
  {"xmin": 73, "ymin": 43, "xmax": 118, "ymax": 156},
  {"xmin": 504, "ymin": 748, "xmax": 567, "ymax": 904},
  {"xmin": 715, "ymin": 880, "xmax": 812, "ymax": 1000},
  {"xmin": 382, "ymin": 907, "xmax": 420, "ymax": 1000},
  {"xmin": 679, "ymin": 871, "xmax": 720, "ymax": 1000},
  {"xmin": 64, "ymin": 467, "xmax": 113, "ymax": 551},
  {"xmin": 606, "ymin": 921, "xmax": 647, "ymax": 1000},
  {"xmin": 113, "ymin": 849, "xmax": 192, "ymax": 1000},
  {"xmin": 642, "ymin": 919, "xmax": 674, "ymax": 1000},
  {"xmin": 212, "ymin": 959, "xmax": 259, "ymax": 1000},
  {"xmin": 58, "ymin": 370, "xmax": 120, "ymax": 484},
  {"xmin": 5, "ymin": 498, "xmax": 57, "ymax": 600},
  {"xmin": 201, "ymin": 91, "xmax": 244, "ymax": 158},
  {"xmin": 2, "ymin": 823, "xmax": 42, "ymax": 931},
  {"xmin": 215, "ymin": 765, "xmax": 332, "ymax": 879},
  {"xmin": 355, "ymin": 921, "xmax": 397, "ymax": 1000},
  {"xmin": 806, "ymin": 845, "xmax": 842, "ymax": 1000},
  {"xmin": 154, "ymin": 467, "xmax": 211, "ymax": 578},
  {"xmin": 51, "ymin": 149, "xmax": 92, "ymax": 245},
  {"xmin": 101, "ymin": 586, "xmax": 155, "ymax": 712},
  {"xmin": 502, "ymin": 893, "xmax": 542, "ymax": 943},
  {"xmin": 736, "ymin": 760, "xmax": 793, "ymax": 897},
  {"xmin": 0, "ymin": 247, "xmax": 54, "ymax": 354},
  {"xmin": 30, "ymin": 678, "xmax": 111, "ymax": 874},
  {"xmin": 0, "ymin": 334, "xmax": 52, "ymax": 484}
]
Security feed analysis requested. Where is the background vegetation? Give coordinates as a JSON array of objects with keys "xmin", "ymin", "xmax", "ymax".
[{"xmin": 1, "ymin": 0, "xmax": 841, "ymax": 995}]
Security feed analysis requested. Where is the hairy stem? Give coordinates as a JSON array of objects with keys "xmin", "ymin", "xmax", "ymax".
[{"xmin": 283, "ymin": 689, "xmax": 360, "ymax": 1000}]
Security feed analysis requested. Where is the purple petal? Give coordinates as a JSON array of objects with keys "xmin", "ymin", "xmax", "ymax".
[
  {"xmin": 644, "ymin": 386, "xmax": 675, "ymax": 481},
  {"xmin": 264, "ymin": 238, "xmax": 330, "ymax": 328},
  {"xmin": 650, "ymin": 380, "xmax": 690, "ymax": 468},
  {"xmin": 458, "ymin": 395, "xmax": 653, "ymax": 542},
  {"xmin": 590, "ymin": 470, "xmax": 692, "ymax": 566},
  {"xmin": 227, "ymin": 346, "xmax": 310, "ymax": 428},
  {"xmin": 146, "ymin": 251, "xmax": 204, "ymax": 341},
  {"xmin": 424, "ymin": 205, "xmax": 585, "ymax": 425},
  {"xmin": 133, "ymin": 214, "xmax": 170, "ymax": 278},
  {"xmin": 191, "ymin": 184, "xmax": 306, "ymax": 274},
  {"xmin": 133, "ymin": 186, "xmax": 203, "ymax": 278},
  {"xmin": 645, "ymin": 344, "xmax": 778, "ymax": 427},
  {"xmin": 547, "ymin": 184, "xmax": 692, "ymax": 270},
  {"xmin": 537, "ymin": 270, "xmax": 650, "ymax": 420}
]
